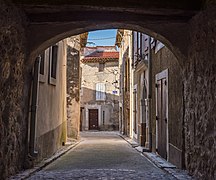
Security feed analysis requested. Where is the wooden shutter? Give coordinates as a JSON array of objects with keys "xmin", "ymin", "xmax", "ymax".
[{"xmin": 96, "ymin": 83, "xmax": 106, "ymax": 100}]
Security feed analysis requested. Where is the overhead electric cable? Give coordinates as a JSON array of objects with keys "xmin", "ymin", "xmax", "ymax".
[{"xmin": 88, "ymin": 37, "xmax": 116, "ymax": 40}]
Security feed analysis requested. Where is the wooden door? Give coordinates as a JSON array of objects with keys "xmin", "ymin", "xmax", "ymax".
[
  {"xmin": 89, "ymin": 109, "xmax": 99, "ymax": 130},
  {"xmin": 80, "ymin": 107, "xmax": 84, "ymax": 131},
  {"xmin": 156, "ymin": 78, "xmax": 167, "ymax": 159}
]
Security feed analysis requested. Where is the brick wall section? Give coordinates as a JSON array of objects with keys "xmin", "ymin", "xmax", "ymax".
[
  {"xmin": 184, "ymin": 6, "xmax": 216, "ymax": 179},
  {"xmin": 0, "ymin": 0, "xmax": 28, "ymax": 179}
]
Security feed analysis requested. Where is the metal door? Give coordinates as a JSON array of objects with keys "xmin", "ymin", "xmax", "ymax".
[
  {"xmin": 156, "ymin": 78, "xmax": 167, "ymax": 159},
  {"xmin": 89, "ymin": 109, "xmax": 99, "ymax": 130}
]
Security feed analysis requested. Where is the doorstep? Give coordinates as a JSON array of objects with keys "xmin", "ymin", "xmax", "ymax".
[
  {"xmin": 143, "ymin": 152, "xmax": 176, "ymax": 168},
  {"xmin": 143, "ymin": 152, "xmax": 193, "ymax": 180}
]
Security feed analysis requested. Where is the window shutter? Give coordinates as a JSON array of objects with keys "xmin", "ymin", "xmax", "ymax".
[
  {"xmin": 96, "ymin": 83, "xmax": 106, "ymax": 100},
  {"xmin": 96, "ymin": 83, "xmax": 100, "ymax": 100},
  {"xmin": 101, "ymin": 83, "xmax": 106, "ymax": 100},
  {"xmin": 51, "ymin": 45, "xmax": 58, "ymax": 79}
]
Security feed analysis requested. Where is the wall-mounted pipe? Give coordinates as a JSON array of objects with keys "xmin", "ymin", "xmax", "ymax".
[
  {"xmin": 118, "ymin": 30, "xmax": 125, "ymax": 135},
  {"xmin": 140, "ymin": 76, "xmax": 147, "ymax": 147},
  {"xmin": 147, "ymin": 36, "xmax": 153, "ymax": 151},
  {"xmin": 29, "ymin": 57, "xmax": 40, "ymax": 157}
]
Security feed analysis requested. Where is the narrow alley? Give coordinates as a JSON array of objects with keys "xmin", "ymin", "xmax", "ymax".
[
  {"xmin": 27, "ymin": 132, "xmax": 176, "ymax": 180},
  {"xmin": 1, "ymin": 1, "xmax": 216, "ymax": 179}
]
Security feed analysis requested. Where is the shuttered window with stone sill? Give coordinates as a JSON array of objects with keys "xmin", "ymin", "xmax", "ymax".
[
  {"xmin": 38, "ymin": 52, "xmax": 46, "ymax": 83},
  {"xmin": 96, "ymin": 83, "xmax": 106, "ymax": 101},
  {"xmin": 49, "ymin": 45, "xmax": 58, "ymax": 85}
]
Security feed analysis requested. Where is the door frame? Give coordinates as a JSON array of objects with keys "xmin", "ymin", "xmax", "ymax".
[
  {"xmin": 133, "ymin": 84, "xmax": 138, "ymax": 139},
  {"xmin": 155, "ymin": 69, "xmax": 169, "ymax": 160},
  {"xmin": 88, "ymin": 109, "xmax": 99, "ymax": 130},
  {"xmin": 84, "ymin": 104, "xmax": 101, "ymax": 130}
]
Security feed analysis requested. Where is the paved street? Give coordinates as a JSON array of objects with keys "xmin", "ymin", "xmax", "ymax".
[{"xmin": 28, "ymin": 132, "xmax": 176, "ymax": 180}]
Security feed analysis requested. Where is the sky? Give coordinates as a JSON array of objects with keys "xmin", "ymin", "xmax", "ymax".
[{"xmin": 87, "ymin": 29, "xmax": 117, "ymax": 47}]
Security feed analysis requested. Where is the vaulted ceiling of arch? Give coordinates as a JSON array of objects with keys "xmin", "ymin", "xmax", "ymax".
[
  {"xmin": 12, "ymin": 0, "xmax": 204, "ymax": 25},
  {"xmin": 11, "ymin": 0, "xmax": 205, "ymax": 59},
  {"xmin": 12, "ymin": 0, "xmax": 204, "ymax": 10}
]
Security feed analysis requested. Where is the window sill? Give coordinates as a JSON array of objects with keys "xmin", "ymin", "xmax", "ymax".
[
  {"xmin": 49, "ymin": 77, "xmax": 57, "ymax": 86},
  {"xmin": 39, "ymin": 74, "xmax": 46, "ymax": 83}
]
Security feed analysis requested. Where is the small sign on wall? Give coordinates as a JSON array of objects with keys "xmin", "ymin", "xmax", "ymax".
[{"xmin": 112, "ymin": 90, "xmax": 118, "ymax": 94}]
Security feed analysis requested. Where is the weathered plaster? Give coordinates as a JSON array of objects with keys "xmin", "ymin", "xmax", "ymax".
[{"xmin": 36, "ymin": 40, "xmax": 67, "ymax": 161}]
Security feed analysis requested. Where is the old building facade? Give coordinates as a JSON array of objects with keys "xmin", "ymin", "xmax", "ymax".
[
  {"xmin": 31, "ymin": 40, "xmax": 68, "ymax": 162},
  {"xmin": 66, "ymin": 33, "xmax": 88, "ymax": 139},
  {"xmin": 80, "ymin": 46, "xmax": 119, "ymax": 131},
  {"xmin": 117, "ymin": 30, "xmax": 184, "ymax": 168},
  {"xmin": 116, "ymin": 30, "xmax": 133, "ymax": 136}
]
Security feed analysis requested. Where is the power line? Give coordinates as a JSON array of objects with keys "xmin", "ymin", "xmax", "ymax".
[{"xmin": 88, "ymin": 37, "xmax": 116, "ymax": 41}]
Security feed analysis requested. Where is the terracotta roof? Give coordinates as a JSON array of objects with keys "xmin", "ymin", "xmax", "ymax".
[
  {"xmin": 83, "ymin": 46, "xmax": 116, "ymax": 49},
  {"xmin": 81, "ymin": 51, "xmax": 119, "ymax": 63}
]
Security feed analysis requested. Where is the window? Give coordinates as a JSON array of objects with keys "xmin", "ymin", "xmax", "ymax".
[
  {"xmin": 155, "ymin": 40, "xmax": 165, "ymax": 53},
  {"xmin": 39, "ymin": 52, "xmax": 45, "ymax": 75},
  {"xmin": 133, "ymin": 31, "xmax": 141, "ymax": 67},
  {"xmin": 51, "ymin": 45, "xmax": 58, "ymax": 79},
  {"xmin": 140, "ymin": 33, "xmax": 143, "ymax": 59},
  {"xmin": 96, "ymin": 83, "xmax": 106, "ymax": 101},
  {"xmin": 38, "ymin": 52, "xmax": 46, "ymax": 83},
  {"xmin": 99, "ymin": 63, "xmax": 105, "ymax": 72},
  {"xmin": 125, "ymin": 58, "xmax": 130, "ymax": 92},
  {"xmin": 133, "ymin": 31, "xmax": 146, "ymax": 68},
  {"xmin": 137, "ymin": 32, "xmax": 140, "ymax": 56},
  {"xmin": 49, "ymin": 45, "xmax": 58, "ymax": 85},
  {"xmin": 133, "ymin": 32, "xmax": 137, "ymax": 65}
]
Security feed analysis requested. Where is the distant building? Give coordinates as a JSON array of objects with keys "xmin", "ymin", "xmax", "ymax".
[{"xmin": 80, "ymin": 46, "xmax": 119, "ymax": 131}]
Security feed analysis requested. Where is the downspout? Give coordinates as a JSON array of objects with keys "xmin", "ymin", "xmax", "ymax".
[
  {"xmin": 118, "ymin": 30, "xmax": 125, "ymax": 135},
  {"xmin": 147, "ymin": 36, "xmax": 152, "ymax": 151},
  {"xmin": 29, "ymin": 57, "xmax": 40, "ymax": 157},
  {"xmin": 121, "ymin": 59, "xmax": 125, "ymax": 134},
  {"xmin": 140, "ymin": 77, "xmax": 147, "ymax": 147},
  {"xmin": 121, "ymin": 41, "xmax": 125, "ymax": 134}
]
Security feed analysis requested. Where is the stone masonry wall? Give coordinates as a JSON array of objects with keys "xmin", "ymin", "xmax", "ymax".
[
  {"xmin": 184, "ymin": 6, "xmax": 216, "ymax": 179},
  {"xmin": 67, "ymin": 39, "xmax": 80, "ymax": 139},
  {"xmin": 0, "ymin": 0, "xmax": 28, "ymax": 179}
]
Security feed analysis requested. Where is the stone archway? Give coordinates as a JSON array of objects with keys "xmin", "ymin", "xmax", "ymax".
[
  {"xmin": 0, "ymin": 1, "xmax": 189, "ymax": 178},
  {"xmin": 29, "ymin": 23, "xmax": 187, "ymax": 68},
  {"xmin": 1, "ymin": 0, "xmax": 216, "ymax": 179},
  {"xmin": 13, "ymin": 1, "xmax": 200, "ymax": 67}
]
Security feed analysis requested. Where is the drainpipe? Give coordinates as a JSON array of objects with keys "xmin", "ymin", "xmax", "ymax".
[
  {"xmin": 118, "ymin": 30, "xmax": 125, "ymax": 135},
  {"xmin": 121, "ymin": 41, "xmax": 125, "ymax": 135},
  {"xmin": 140, "ymin": 77, "xmax": 147, "ymax": 147},
  {"xmin": 121, "ymin": 61, "xmax": 125, "ymax": 134},
  {"xmin": 147, "ymin": 36, "xmax": 152, "ymax": 151},
  {"xmin": 29, "ymin": 57, "xmax": 40, "ymax": 157}
]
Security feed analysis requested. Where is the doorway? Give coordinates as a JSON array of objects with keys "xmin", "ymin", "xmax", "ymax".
[
  {"xmin": 89, "ymin": 109, "xmax": 99, "ymax": 130},
  {"xmin": 156, "ymin": 69, "xmax": 168, "ymax": 160}
]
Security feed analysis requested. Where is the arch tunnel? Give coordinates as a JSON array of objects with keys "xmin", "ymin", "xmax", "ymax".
[{"xmin": 0, "ymin": 0, "xmax": 216, "ymax": 179}]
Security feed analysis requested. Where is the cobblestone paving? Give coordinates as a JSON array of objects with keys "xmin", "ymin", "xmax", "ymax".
[
  {"xmin": 29, "ymin": 169, "xmax": 176, "ymax": 180},
  {"xmin": 28, "ymin": 132, "xmax": 176, "ymax": 180}
]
